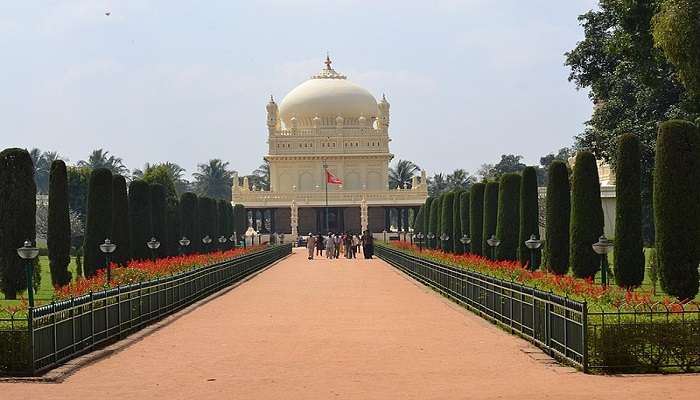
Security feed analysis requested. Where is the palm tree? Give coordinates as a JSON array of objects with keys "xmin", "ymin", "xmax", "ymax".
[
  {"xmin": 446, "ymin": 169, "xmax": 476, "ymax": 191},
  {"xmin": 428, "ymin": 173, "xmax": 448, "ymax": 196},
  {"xmin": 389, "ymin": 159, "xmax": 421, "ymax": 189},
  {"xmin": 193, "ymin": 159, "xmax": 234, "ymax": 200},
  {"xmin": 248, "ymin": 161, "xmax": 271, "ymax": 191},
  {"xmin": 78, "ymin": 149, "xmax": 128, "ymax": 175},
  {"xmin": 28, "ymin": 148, "xmax": 62, "ymax": 194}
]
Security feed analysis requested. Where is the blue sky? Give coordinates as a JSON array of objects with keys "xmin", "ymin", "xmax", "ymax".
[{"xmin": 0, "ymin": 0, "xmax": 597, "ymax": 179}]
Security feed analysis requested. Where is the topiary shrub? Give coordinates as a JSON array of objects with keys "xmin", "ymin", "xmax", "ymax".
[
  {"xmin": 459, "ymin": 191, "xmax": 470, "ymax": 254},
  {"xmin": 111, "ymin": 175, "xmax": 130, "ymax": 266},
  {"xmin": 570, "ymin": 151, "xmax": 604, "ymax": 279},
  {"xmin": 429, "ymin": 196, "xmax": 442, "ymax": 249},
  {"xmin": 482, "ymin": 181, "xmax": 499, "ymax": 257},
  {"xmin": 469, "ymin": 183, "xmax": 485, "ymax": 255},
  {"xmin": 414, "ymin": 204, "xmax": 425, "ymax": 235},
  {"xmin": 179, "ymin": 192, "xmax": 199, "ymax": 254},
  {"xmin": 150, "ymin": 183, "xmax": 167, "ymax": 258},
  {"xmin": 654, "ymin": 120, "xmax": 700, "ymax": 300},
  {"xmin": 423, "ymin": 197, "xmax": 434, "ymax": 242},
  {"xmin": 545, "ymin": 161, "xmax": 570, "ymax": 275},
  {"xmin": 441, "ymin": 192, "xmax": 455, "ymax": 252},
  {"xmin": 234, "ymin": 204, "xmax": 247, "ymax": 241},
  {"xmin": 166, "ymin": 198, "xmax": 180, "ymax": 256},
  {"xmin": 614, "ymin": 133, "xmax": 645, "ymax": 288},
  {"xmin": 518, "ymin": 166, "xmax": 540, "ymax": 268},
  {"xmin": 452, "ymin": 190, "xmax": 464, "ymax": 253},
  {"xmin": 495, "ymin": 173, "xmax": 520, "ymax": 261},
  {"xmin": 83, "ymin": 168, "xmax": 113, "ymax": 277},
  {"xmin": 48, "ymin": 160, "xmax": 72, "ymax": 286},
  {"xmin": 128, "ymin": 180, "xmax": 152, "ymax": 261},
  {"xmin": 0, "ymin": 148, "xmax": 37, "ymax": 299}
]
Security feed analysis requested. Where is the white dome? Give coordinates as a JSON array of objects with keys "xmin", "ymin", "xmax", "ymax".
[{"xmin": 278, "ymin": 60, "xmax": 378, "ymax": 128}]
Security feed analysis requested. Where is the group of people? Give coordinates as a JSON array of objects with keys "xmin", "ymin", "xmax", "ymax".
[{"xmin": 305, "ymin": 231, "xmax": 375, "ymax": 260}]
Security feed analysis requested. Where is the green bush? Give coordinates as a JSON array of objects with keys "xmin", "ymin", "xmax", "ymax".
[
  {"xmin": 614, "ymin": 134, "xmax": 645, "ymax": 288},
  {"xmin": 0, "ymin": 148, "xmax": 37, "ymax": 299},
  {"xmin": 570, "ymin": 151, "xmax": 604, "ymax": 279},
  {"xmin": 545, "ymin": 160, "xmax": 570, "ymax": 275},
  {"xmin": 150, "ymin": 184, "xmax": 167, "ymax": 258},
  {"xmin": 128, "ymin": 180, "xmax": 152, "ymax": 261},
  {"xmin": 469, "ymin": 183, "xmax": 485, "ymax": 256},
  {"xmin": 179, "ymin": 192, "xmax": 199, "ymax": 254},
  {"xmin": 495, "ymin": 173, "xmax": 520, "ymax": 261},
  {"xmin": 441, "ymin": 192, "xmax": 455, "ymax": 252},
  {"xmin": 423, "ymin": 197, "xmax": 434, "ymax": 243},
  {"xmin": 233, "ymin": 204, "xmax": 247, "ymax": 240},
  {"xmin": 111, "ymin": 175, "xmax": 130, "ymax": 266},
  {"xmin": 654, "ymin": 120, "xmax": 700, "ymax": 300},
  {"xmin": 48, "ymin": 160, "xmax": 72, "ymax": 286},
  {"xmin": 459, "ymin": 191, "xmax": 470, "ymax": 254},
  {"xmin": 414, "ymin": 204, "xmax": 425, "ymax": 235},
  {"xmin": 518, "ymin": 167, "xmax": 540, "ymax": 268},
  {"xmin": 482, "ymin": 181, "xmax": 499, "ymax": 257},
  {"xmin": 430, "ymin": 196, "xmax": 442, "ymax": 249},
  {"xmin": 452, "ymin": 190, "xmax": 464, "ymax": 253},
  {"xmin": 166, "ymin": 198, "xmax": 180, "ymax": 256},
  {"xmin": 83, "ymin": 168, "xmax": 113, "ymax": 277}
]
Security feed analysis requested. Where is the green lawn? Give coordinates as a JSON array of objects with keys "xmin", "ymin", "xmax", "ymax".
[{"xmin": 0, "ymin": 256, "xmax": 79, "ymax": 308}]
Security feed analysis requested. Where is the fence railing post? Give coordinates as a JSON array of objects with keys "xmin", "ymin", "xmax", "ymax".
[
  {"xmin": 27, "ymin": 306, "xmax": 35, "ymax": 375},
  {"xmin": 582, "ymin": 300, "xmax": 588, "ymax": 373}
]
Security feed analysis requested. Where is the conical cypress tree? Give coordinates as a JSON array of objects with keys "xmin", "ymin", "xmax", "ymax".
[
  {"xmin": 179, "ymin": 192, "xmax": 199, "ymax": 254},
  {"xmin": 0, "ymin": 148, "xmax": 37, "ymax": 299},
  {"xmin": 570, "ymin": 151, "xmax": 604, "ymax": 279},
  {"xmin": 166, "ymin": 198, "xmax": 179, "ymax": 256},
  {"xmin": 654, "ymin": 120, "xmax": 700, "ymax": 300},
  {"xmin": 482, "ymin": 181, "xmax": 499, "ymax": 256},
  {"xmin": 545, "ymin": 161, "xmax": 570, "ymax": 275},
  {"xmin": 233, "ymin": 204, "xmax": 247, "ymax": 241},
  {"xmin": 614, "ymin": 134, "xmax": 645, "ymax": 288},
  {"xmin": 518, "ymin": 167, "xmax": 540, "ymax": 268},
  {"xmin": 429, "ymin": 196, "xmax": 442, "ymax": 249},
  {"xmin": 128, "ymin": 180, "xmax": 152, "ymax": 261},
  {"xmin": 436, "ymin": 194, "xmax": 444, "ymax": 245},
  {"xmin": 459, "ymin": 191, "xmax": 470, "ymax": 253},
  {"xmin": 453, "ymin": 190, "xmax": 464, "ymax": 253},
  {"xmin": 414, "ymin": 204, "xmax": 424, "ymax": 236},
  {"xmin": 48, "ymin": 160, "xmax": 72, "ymax": 286},
  {"xmin": 111, "ymin": 175, "xmax": 130, "ymax": 266},
  {"xmin": 83, "ymin": 168, "xmax": 113, "ymax": 277},
  {"xmin": 198, "ymin": 197, "xmax": 212, "ymax": 252},
  {"xmin": 423, "ymin": 196, "xmax": 434, "ymax": 236},
  {"xmin": 469, "ymin": 183, "xmax": 485, "ymax": 255},
  {"xmin": 495, "ymin": 173, "xmax": 520, "ymax": 261},
  {"xmin": 441, "ymin": 192, "xmax": 455, "ymax": 252},
  {"xmin": 150, "ymin": 184, "xmax": 167, "ymax": 258},
  {"xmin": 217, "ymin": 199, "xmax": 228, "ymax": 242}
]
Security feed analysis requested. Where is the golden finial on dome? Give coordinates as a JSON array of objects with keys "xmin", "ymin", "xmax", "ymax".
[{"xmin": 324, "ymin": 53, "xmax": 332, "ymax": 70}]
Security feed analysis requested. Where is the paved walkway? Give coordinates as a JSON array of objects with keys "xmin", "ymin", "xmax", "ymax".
[{"xmin": 2, "ymin": 248, "xmax": 699, "ymax": 399}]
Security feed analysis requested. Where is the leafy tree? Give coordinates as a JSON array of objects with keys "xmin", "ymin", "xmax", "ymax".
[
  {"xmin": 67, "ymin": 166, "xmax": 91, "ymax": 224},
  {"xmin": 654, "ymin": 120, "xmax": 700, "ymax": 300},
  {"xmin": 128, "ymin": 180, "xmax": 152, "ymax": 261},
  {"xmin": 446, "ymin": 170, "xmax": 476, "ymax": 191},
  {"xmin": 459, "ymin": 191, "xmax": 470, "ymax": 253},
  {"xmin": 469, "ymin": 183, "xmax": 485, "ymax": 256},
  {"xmin": 452, "ymin": 190, "xmax": 464, "ymax": 253},
  {"xmin": 429, "ymin": 196, "xmax": 441, "ymax": 249},
  {"xmin": 440, "ymin": 192, "xmax": 455, "ymax": 252},
  {"xmin": 614, "ymin": 134, "xmax": 645, "ymax": 288},
  {"xmin": 570, "ymin": 152, "xmax": 604, "ymax": 279},
  {"xmin": 545, "ymin": 161, "xmax": 570, "ymax": 275},
  {"xmin": 246, "ymin": 161, "xmax": 271, "ymax": 191},
  {"xmin": 518, "ymin": 167, "xmax": 540, "ymax": 268},
  {"xmin": 389, "ymin": 159, "xmax": 421, "ymax": 189},
  {"xmin": 540, "ymin": 148, "xmax": 574, "ymax": 169},
  {"xmin": 78, "ymin": 149, "xmax": 129, "ymax": 175},
  {"xmin": 495, "ymin": 173, "xmax": 520, "ymax": 261},
  {"xmin": 476, "ymin": 164, "xmax": 496, "ymax": 181},
  {"xmin": 428, "ymin": 173, "xmax": 448, "ymax": 196},
  {"xmin": 48, "ymin": 160, "xmax": 72, "ymax": 286},
  {"xmin": 0, "ymin": 148, "xmax": 37, "ymax": 299},
  {"xmin": 29, "ymin": 148, "xmax": 61, "ymax": 194},
  {"xmin": 482, "ymin": 181, "xmax": 499, "ymax": 256},
  {"xmin": 111, "ymin": 175, "xmax": 130, "ymax": 266},
  {"xmin": 150, "ymin": 184, "xmax": 168, "ymax": 258},
  {"xmin": 137, "ymin": 163, "xmax": 186, "ymax": 198},
  {"xmin": 193, "ymin": 159, "xmax": 234, "ymax": 201},
  {"xmin": 492, "ymin": 154, "xmax": 527, "ymax": 177},
  {"xmin": 179, "ymin": 192, "xmax": 199, "ymax": 254},
  {"xmin": 653, "ymin": 0, "xmax": 700, "ymax": 97},
  {"xmin": 83, "ymin": 168, "xmax": 113, "ymax": 277}
]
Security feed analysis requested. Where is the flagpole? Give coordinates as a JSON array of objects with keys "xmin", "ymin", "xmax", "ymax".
[{"xmin": 323, "ymin": 159, "xmax": 329, "ymax": 233}]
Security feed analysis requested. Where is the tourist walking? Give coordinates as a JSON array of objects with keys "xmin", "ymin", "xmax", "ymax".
[
  {"xmin": 325, "ymin": 233, "xmax": 335, "ymax": 259},
  {"xmin": 344, "ymin": 233, "xmax": 353, "ymax": 259},
  {"xmin": 307, "ymin": 233, "xmax": 316, "ymax": 260},
  {"xmin": 352, "ymin": 234, "xmax": 361, "ymax": 258},
  {"xmin": 333, "ymin": 234, "xmax": 342, "ymax": 258},
  {"xmin": 362, "ymin": 230, "xmax": 374, "ymax": 259},
  {"xmin": 316, "ymin": 233, "xmax": 324, "ymax": 257}
]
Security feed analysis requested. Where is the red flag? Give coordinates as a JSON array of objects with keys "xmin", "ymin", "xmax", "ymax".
[{"xmin": 326, "ymin": 170, "xmax": 343, "ymax": 185}]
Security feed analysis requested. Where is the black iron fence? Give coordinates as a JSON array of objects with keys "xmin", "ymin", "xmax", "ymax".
[
  {"xmin": 1, "ymin": 244, "xmax": 291, "ymax": 376},
  {"xmin": 375, "ymin": 245, "xmax": 587, "ymax": 369}
]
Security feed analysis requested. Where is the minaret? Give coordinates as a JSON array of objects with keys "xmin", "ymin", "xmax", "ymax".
[
  {"xmin": 266, "ymin": 95, "xmax": 279, "ymax": 132},
  {"xmin": 378, "ymin": 94, "xmax": 390, "ymax": 131}
]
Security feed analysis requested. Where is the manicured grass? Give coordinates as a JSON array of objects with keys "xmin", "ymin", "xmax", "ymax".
[{"xmin": 0, "ymin": 256, "xmax": 79, "ymax": 308}]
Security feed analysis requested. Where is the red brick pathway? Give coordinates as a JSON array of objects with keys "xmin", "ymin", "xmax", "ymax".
[{"xmin": 2, "ymin": 248, "xmax": 699, "ymax": 399}]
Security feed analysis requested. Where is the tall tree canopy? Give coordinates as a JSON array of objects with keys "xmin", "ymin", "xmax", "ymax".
[
  {"xmin": 78, "ymin": 149, "xmax": 129, "ymax": 175},
  {"xmin": 389, "ymin": 159, "xmax": 421, "ymax": 189},
  {"xmin": 193, "ymin": 159, "xmax": 234, "ymax": 201}
]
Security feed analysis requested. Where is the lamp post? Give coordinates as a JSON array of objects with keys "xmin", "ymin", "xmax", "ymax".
[
  {"xmin": 416, "ymin": 232, "xmax": 425, "ymax": 251},
  {"xmin": 524, "ymin": 234, "xmax": 543, "ymax": 270},
  {"xmin": 147, "ymin": 237, "xmax": 161, "ymax": 262},
  {"xmin": 427, "ymin": 233, "xmax": 435, "ymax": 249},
  {"xmin": 487, "ymin": 235, "xmax": 501, "ymax": 260},
  {"xmin": 460, "ymin": 234, "xmax": 471, "ymax": 254},
  {"xmin": 383, "ymin": 230, "xmax": 387, "ymax": 243},
  {"xmin": 440, "ymin": 233, "xmax": 449, "ymax": 251},
  {"xmin": 218, "ymin": 235, "xmax": 227, "ymax": 251},
  {"xmin": 202, "ymin": 235, "xmax": 212, "ymax": 253},
  {"xmin": 178, "ymin": 236, "xmax": 191, "ymax": 256},
  {"xmin": 16, "ymin": 240, "xmax": 39, "ymax": 307},
  {"xmin": 592, "ymin": 235, "xmax": 614, "ymax": 287},
  {"xmin": 229, "ymin": 234, "xmax": 236, "ymax": 249},
  {"xmin": 99, "ymin": 238, "xmax": 117, "ymax": 283}
]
